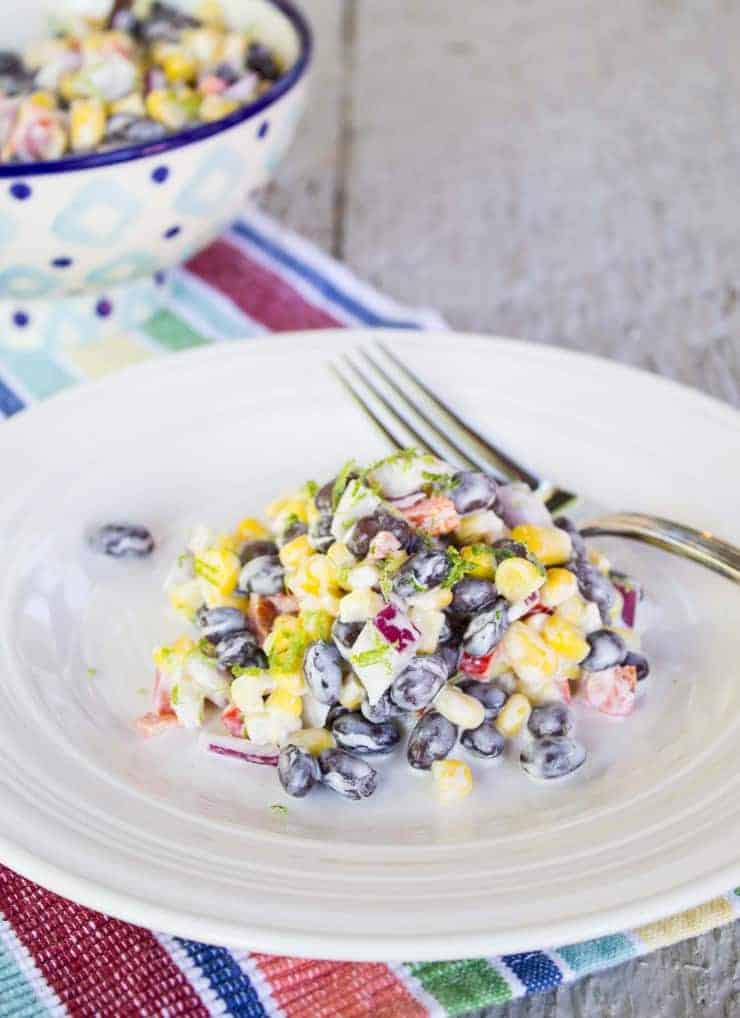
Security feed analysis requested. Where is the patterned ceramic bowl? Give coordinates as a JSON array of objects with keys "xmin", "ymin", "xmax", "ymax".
[{"xmin": 0, "ymin": 0, "xmax": 310, "ymax": 344}]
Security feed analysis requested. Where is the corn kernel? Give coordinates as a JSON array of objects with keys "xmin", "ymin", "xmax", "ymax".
[
  {"xmin": 588, "ymin": 548, "xmax": 611, "ymax": 575},
  {"xmin": 299, "ymin": 609, "xmax": 333, "ymax": 642},
  {"xmin": 339, "ymin": 672, "xmax": 365, "ymax": 710},
  {"xmin": 541, "ymin": 616, "xmax": 589, "ymax": 662},
  {"xmin": 200, "ymin": 585, "xmax": 250, "ymax": 612},
  {"xmin": 305, "ymin": 554, "xmax": 339, "ymax": 590},
  {"xmin": 273, "ymin": 670, "xmax": 306, "ymax": 695},
  {"xmin": 431, "ymin": 759, "xmax": 473, "ymax": 803},
  {"xmin": 339, "ymin": 589, "xmax": 384, "ymax": 623},
  {"xmin": 279, "ymin": 534, "xmax": 313, "ymax": 571},
  {"xmin": 406, "ymin": 587, "xmax": 453, "ymax": 611},
  {"xmin": 539, "ymin": 567, "xmax": 578, "ymax": 608},
  {"xmin": 495, "ymin": 692, "xmax": 532, "ymax": 736},
  {"xmin": 287, "ymin": 727, "xmax": 335, "ymax": 755},
  {"xmin": 168, "ymin": 579, "xmax": 203, "ymax": 620},
  {"xmin": 231, "ymin": 670, "xmax": 274, "ymax": 712},
  {"xmin": 502, "ymin": 621, "xmax": 558, "ymax": 684},
  {"xmin": 153, "ymin": 637, "xmax": 195, "ymax": 670},
  {"xmin": 346, "ymin": 562, "xmax": 380, "ymax": 590},
  {"xmin": 199, "ymin": 93, "xmax": 239, "ymax": 121},
  {"xmin": 456, "ymin": 510, "xmax": 505, "ymax": 545},
  {"xmin": 495, "ymin": 556, "xmax": 545, "ymax": 603},
  {"xmin": 510, "ymin": 524, "xmax": 572, "ymax": 566},
  {"xmin": 193, "ymin": 546, "xmax": 241, "ymax": 594},
  {"xmin": 145, "ymin": 89, "xmax": 189, "ymax": 129},
  {"xmin": 234, "ymin": 516, "xmax": 269, "ymax": 542},
  {"xmin": 109, "ymin": 91, "xmax": 146, "ymax": 116},
  {"xmin": 265, "ymin": 688, "xmax": 303, "ymax": 718},
  {"xmin": 434, "ymin": 684, "xmax": 486, "ymax": 730},
  {"xmin": 264, "ymin": 615, "xmax": 307, "ymax": 674},
  {"xmin": 69, "ymin": 98, "xmax": 106, "ymax": 151},
  {"xmin": 29, "ymin": 90, "xmax": 57, "ymax": 110},
  {"xmin": 266, "ymin": 495, "xmax": 308, "ymax": 523},
  {"xmin": 460, "ymin": 543, "xmax": 496, "ymax": 580},
  {"xmin": 555, "ymin": 593, "xmax": 588, "ymax": 625},
  {"xmin": 162, "ymin": 50, "xmax": 198, "ymax": 84}
]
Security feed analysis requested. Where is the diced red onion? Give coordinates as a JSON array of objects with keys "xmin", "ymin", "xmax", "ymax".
[{"xmin": 198, "ymin": 731, "xmax": 279, "ymax": 766}]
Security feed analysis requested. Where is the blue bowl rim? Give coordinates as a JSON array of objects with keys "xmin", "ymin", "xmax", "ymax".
[{"xmin": 0, "ymin": 0, "xmax": 312, "ymax": 178}]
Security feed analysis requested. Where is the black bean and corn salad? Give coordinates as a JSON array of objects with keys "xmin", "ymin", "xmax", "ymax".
[
  {"xmin": 0, "ymin": 1, "xmax": 285, "ymax": 161},
  {"xmin": 130, "ymin": 449, "xmax": 649, "ymax": 804}
]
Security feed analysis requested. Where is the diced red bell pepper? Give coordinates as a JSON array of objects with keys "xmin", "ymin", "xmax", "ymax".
[{"xmin": 221, "ymin": 703, "xmax": 245, "ymax": 737}]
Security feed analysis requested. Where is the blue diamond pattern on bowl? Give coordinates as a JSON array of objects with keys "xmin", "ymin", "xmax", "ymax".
[
  {"xmin": 174, "ymin": 147, "xmax": 245, "ymax": 217},
  {"xmin": 52, "ymin": 180, "xmax": 142, "ymax": 247},
  {"xmin": 85, "ymin": 253, "xmax": 158, "ymax": 288},
  {"xmin": 0, "ymin": 266, "xmax": 58, "ymax": 299}
]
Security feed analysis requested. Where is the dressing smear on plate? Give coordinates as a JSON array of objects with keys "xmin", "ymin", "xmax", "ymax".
[{"xmin": 130, "ymin": 448, "xmax": 650, "ymax": 804}]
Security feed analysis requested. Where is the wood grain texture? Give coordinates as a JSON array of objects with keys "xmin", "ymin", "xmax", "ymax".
[{"xmin": 260, "ymin": 1, "xmax": 740, "ymax": 1014}]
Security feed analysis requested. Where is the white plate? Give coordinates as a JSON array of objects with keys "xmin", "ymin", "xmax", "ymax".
[{"xmin": 1, "ymin": 330, "xmax": 739, "ymax": 962}]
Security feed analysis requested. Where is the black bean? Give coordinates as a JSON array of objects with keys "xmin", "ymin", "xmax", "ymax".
[
  {"xmin": 90, "ymin": 523, "xmax": 154, "ymax": 558},
  {"xmin": 390, "ymin": 654, "xmax": 448, "ymax": 710},
  {"xmin": 332, "ymin": 619, "xmax": 363, "ymax": 651},
  {"xmin": 278, "ymin": 745, "xmax": 320, "ymax": 797},
  {"xmin": 197, "ymin": 606, "xmax": 248, "ymax": 644},
  {"xmin": 105, "ymin": 115, "xmax": 168, "ymax": 144},
  {"xmin": 528, "ymin": 704, "xmax": 574, "ymax": 739},
  {"xmin": 347, "ymin": 510, "xmax": 414, "ymax": 558},
  {"xmin": 491, "ymin": 538, "xmax": 529, "ymax": 563},
  {"xmin": 450, "ymin": 578, "xmax": 498, "ymax": 616},
  {"xmin": 461, "ymin": 720, "xmax": 505, "ymax": 758},
  {"xmin": 332, "ymin": 712, "xmax": 401, "ymax": 754},
  {"xmin": 238, "ymin": 554, "xmax": 285, "ymax": 595},
  {"xmin": 392, "ymin": 549, "xmax": 450, "ymax": 599},
  {"xmin": 360, "ymin": 690, "xmax": 406, "ymax": 723},
  {"xmin": 277, "ymin": 520, "xmax": 308, "ymax": 547},
  {"xmin": 240, "ymin": 539, "xmax": 278, "ymax": 564},
  {"xmin": 315, "ymin": 479, "xmax": 335, "ymax": 512},
  {"xmin": 437, "ymin": 641, "xmax": 462, "ymax": 679},
  {"xmin": 463, "ymin": 599, "xmax": 509, "ymax": 657},
  {"xmin": 303, "ymin": 641, "xmax": 343, "ymax": 705},
  {"xmin": 449, "ymin": 471, "xmax": 497, "ymax": 514},
  {"xmin": 407, "ymin": 711, "xmax": 458, "ymax": 770},
  {"xmin": 520, "ymin": 737, "xmax": 586, "ymax": 780},
  {"xmin": 581, "ymin": 629, "xmax": 627, "ymax": 671},
  {"xmin": 318, "ymin": 749, "xmax": 378, "ymax": 799},
  {"xmin": 325, "ymin": 703, "xmax": 350, "ymax": 728},
  {"xmin": 246, "ymin": 41, "xmax": 281, "ymax": 80},
  {"xmin": 457, "ymin": 680, "xmax": 507, "ymax": 716},
  {"xmin": 309, "ymin": 513, "xmax": 334, "ymax": 551},
  {"xmin": 623, "ymin": 650, "xmax": 650, "ymax": 681},
  {"xmin": 554, "ymin": 517, "xmax": 587, "ymax": 559},
  {"xmin": 217, "ymin": 633, "xmax": 266, "ymax": 671}
]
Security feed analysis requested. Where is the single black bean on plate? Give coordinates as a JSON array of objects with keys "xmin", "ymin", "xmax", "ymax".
[
  {"xmin": 457, "ymin": 679, "xmax": 507, "ymax": 717},
  {"xmin": 463, "ymin": 599, "xmax": 509, "ymax": 657},
  {"xmin": 407, "ymin": 711, "xmax": 458, "ymax": 770},
  {"xmin": 449, "ymin": 471, "xmax": 498, "ymax": 515},
  {"xmin": 449, "ymin": 578, "xmax": 498, "ymax": 616},
  {"xmin": 90, "ymin": 523, "xmax": 154, "ymax": 558},
  {"xmin": 318, "ymin": 748, "xmax": 378, "ymax": 799},
  {"xmin": 520, "ymin": 736, "xmax": 586, "ymax": 780},
  {"xmin": 303, "ymin": 640, "xmax": 344, "ymax": 705},
  {"xmin": 581, "ymin": 628, "xmax": 627, "ymax": 671},
  {"xmin": 331, "ymin": 712, "xmax": 401, "ymax": 755},
  {"xmin": 278, "ymin": 745, "xmax": 321, "ymax": 798},
  {"xmin": 217, "ymin": 633, "xmax": 267, "ymax": 670},
  {"xmin": 623, "ymin": 650, "xmax": 650, "ymax": 681},
  {"xmin": 528, "ymin": 703, "xmax": 574, "ymax": 739},
  {"xmin": 461, "ymin": 720, "xmax": 506, "ymax": 758},
  {"xmin": 197, "ymin": 606, "xmax": 248, "ymax": 643},
  {"xmin": 390, "ymin": 653, "xmax": 448, "ymax": 710},
  {"xmin": 237, "ymin": 554, "xmax": 285, "ymax": 595}
]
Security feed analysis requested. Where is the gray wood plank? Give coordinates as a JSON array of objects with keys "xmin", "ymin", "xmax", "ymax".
[
  {"xmin": 345, "ymin": 0, "xmax": 740, "ymax": 406},
  {"xmin": 258, "ymin": 0, "xmax": 344, "ymax": 252}
]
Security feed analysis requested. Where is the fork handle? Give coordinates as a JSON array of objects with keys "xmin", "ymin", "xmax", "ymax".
[{"xmin": 581, "ymin": 513, "xmax": 740, "ymax": 584}]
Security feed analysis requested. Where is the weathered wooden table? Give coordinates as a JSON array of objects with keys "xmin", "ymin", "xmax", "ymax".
[{"xmin": 262, "ymin": 2, "xmax": 740, "ymax": 1014}]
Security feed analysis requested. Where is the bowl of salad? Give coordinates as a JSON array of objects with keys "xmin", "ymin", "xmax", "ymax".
[{"xmin": 0, "ymin": 0, "xmax": 310, "ymax": 333}]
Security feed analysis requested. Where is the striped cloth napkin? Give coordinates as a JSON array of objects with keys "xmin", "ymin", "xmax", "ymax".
[{"xmin": 1, "ymin": 207, "xmax": 738, "ymax": 1017}]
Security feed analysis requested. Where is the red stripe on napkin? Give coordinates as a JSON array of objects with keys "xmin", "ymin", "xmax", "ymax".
[
  {"xmin": 253, "ymin": 954, "xmax": 427, "ymax": 1018},
  {"xmin": 186, "ymin": 239, "xmax": 342, "ymax": 331},
  {"xmin": 0, "ymin": 866, "xmax": 208, "ymax": 1018}
]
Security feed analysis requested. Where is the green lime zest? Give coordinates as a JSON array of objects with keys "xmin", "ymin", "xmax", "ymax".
[
  {"xmin": 331, "ymin": 459, "xmax": 356, "ymax": 509},
  {"xmin": 441, "ymin": 547, "xmax": 476, "ymax": 588}
]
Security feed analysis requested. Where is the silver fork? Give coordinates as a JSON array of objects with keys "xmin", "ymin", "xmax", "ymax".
[{"xmin": 331, "ymin": 343, "xmax": 740, "ymax": 584}]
